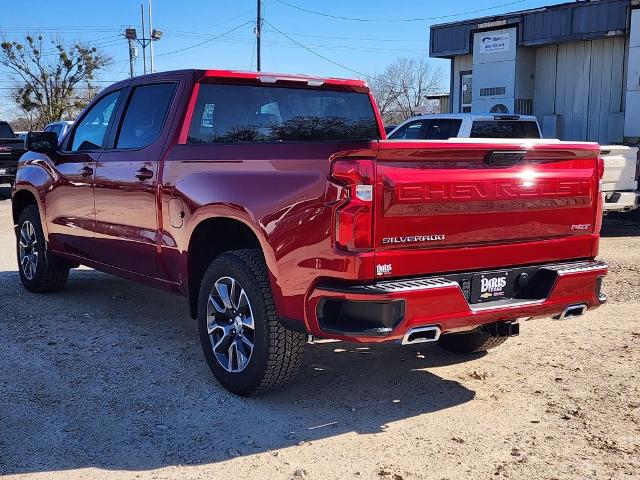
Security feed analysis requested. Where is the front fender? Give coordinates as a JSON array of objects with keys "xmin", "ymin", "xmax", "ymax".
[{"xmin": 12, "ymin": 154, "xmax": 56, "ymax": 238}]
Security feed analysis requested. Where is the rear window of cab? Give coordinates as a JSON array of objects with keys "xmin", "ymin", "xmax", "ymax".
[
  {"xmin": 187, "ymin": 84, "xmax": 380, "ymax": 143},
  {"xmin": 470, "ymin": 121, "xmax": 540, "ymax": 139}
]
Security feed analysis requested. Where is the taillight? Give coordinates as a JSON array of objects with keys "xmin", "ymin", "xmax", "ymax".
[
  {"xmin": 330, "ymin": 159, "xmax": 375, "ymax": 251},
  {"xmin": 598, "ymin": 156, "xmax": 605, "ymax": 180},
  {"xmin": 597, "ymin": 156, "xmax": 605, "ymax": 194}
]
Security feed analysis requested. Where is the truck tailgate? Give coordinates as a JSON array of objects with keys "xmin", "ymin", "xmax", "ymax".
[
  {"xmin": 600, "ymin": 145, "xmax": 638, "ymax": 192},
  {"xmin": 373, "ymin": 140, "xmax": 601, "ymax": 278}
]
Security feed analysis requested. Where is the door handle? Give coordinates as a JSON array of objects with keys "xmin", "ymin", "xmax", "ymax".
[
  {"xmin": 78, "ymin": 166, "xmax": 93, "ymax": 177},
  {"xmin": 134, "ymin": 168, "xmax": 153, "ymax": 181}
]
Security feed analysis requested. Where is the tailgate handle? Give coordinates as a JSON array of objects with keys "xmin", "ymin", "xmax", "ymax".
[{"xmin": 484, "ymin": 150, "xmax": 527, "ymax": 167}]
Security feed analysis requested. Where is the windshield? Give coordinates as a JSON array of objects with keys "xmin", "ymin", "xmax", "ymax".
[{"xmin": 0, "ymin": 123, "xmax": 15, "ymax": 138}]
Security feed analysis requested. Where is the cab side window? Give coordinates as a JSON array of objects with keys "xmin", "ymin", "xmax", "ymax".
[
  {"xmin": 115, "ymin": 83, "xmax": 176, "ymax": 149},
  {"xmin": 423, "ymin": 119, "xmax": 462, "ymax": 140},
  {"xmin": 389, "ymin": 120, "xmax": 429, "ymax": 140},
  {"xmin": 70, "ymin": 91, "xmax": 120, "ymax": 151}
]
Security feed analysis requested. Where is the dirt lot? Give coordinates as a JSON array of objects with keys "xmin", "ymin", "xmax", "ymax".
[{"xmin": 0, "ymin": 186, "xmax": 638, "ymax": 480}]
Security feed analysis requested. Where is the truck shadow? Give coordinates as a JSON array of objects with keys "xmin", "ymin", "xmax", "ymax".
[
  {"xmin": 0, "ymin": 185, "xmax": 11, "ymax": 200},
  {"xmin": 601, "ymin": 214, "xmax": 640, "ymax": 237},
  {"xmin": 0, "ymin": 269, "xmax": 477, "ymax": 475}
]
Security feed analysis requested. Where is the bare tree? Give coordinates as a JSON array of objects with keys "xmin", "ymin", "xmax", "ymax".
[
  {"xmin": 5, "ymin": 114, "xmax": 39, "ymax": 132},
  {"xmin": 0, "ymin": 35, "xmax": 111, "ymax": 129},
  {"xmin": 369, "ymin": 57, "xmax": 445, "ymax": 125},
  {"xmin": 369, "ymin": 62, "xmax": 402, "ymax": 122}
]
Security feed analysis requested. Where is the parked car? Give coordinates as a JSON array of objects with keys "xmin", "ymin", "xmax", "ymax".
[
  {"xmin": 12, "ymin": 69, "xmax": 608, "ymax": 395},
  {"xmin": 384, "ymin": 125, "xmax": 397, "ymax": 135},
  {"xmin": 43, "ymin": 120, "xmax": 74, "ymax": 140},
  {"xmin": 387, "ymin": 113, "xmax": 542, "ymax": 140},
  {"xmin": 0, "ymin": 121, "xmax": 26, "ymax": 186}
]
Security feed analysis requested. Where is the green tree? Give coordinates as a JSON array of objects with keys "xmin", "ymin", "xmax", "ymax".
[{"xmin": 0, "ymin": 35, "xmax": 111, "ymax": 128}]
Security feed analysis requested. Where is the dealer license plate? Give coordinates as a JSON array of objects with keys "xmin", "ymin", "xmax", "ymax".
[{"xmin": 470, "ymin": 270, "xmax": 512, "ymax": 303}]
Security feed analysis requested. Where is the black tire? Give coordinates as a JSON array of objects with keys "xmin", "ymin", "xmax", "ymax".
[
  {"xmin": 16, "ymin": 205, "xmax": 69, "ymax": 293},
  {"xmin": 197, "ymin": 249, "xmax": 306, "ymax": 396},
  {"xmin": 437, "ymin": 329, "xmax": 508, "ymax": 354}
]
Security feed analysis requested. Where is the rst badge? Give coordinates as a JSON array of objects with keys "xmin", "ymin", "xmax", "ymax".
[{"xmin": 571, "ymin": 224, "xmax": 591, "ymax": 231}]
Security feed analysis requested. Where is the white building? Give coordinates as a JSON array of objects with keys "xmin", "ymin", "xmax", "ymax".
[{"xmin": 430, "ymin": 0, "xmax": 640, "ymax": 144}]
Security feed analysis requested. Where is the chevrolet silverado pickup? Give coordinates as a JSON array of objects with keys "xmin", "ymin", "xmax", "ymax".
[
  {"xmin": 0, "ymin": 121, "xmax": 26, "ymax": 186},
  {"xmin": 12, "ymin": 69, "xmax": 608, "ymax": 395}
]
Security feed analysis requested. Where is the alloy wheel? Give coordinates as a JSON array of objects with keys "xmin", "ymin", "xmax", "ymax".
[
  {"xmin": 206, "ymin": 276, "xmax": 256, "ymax": 373},
  {"xmin": 18, "ymin": 220, "xmax": 38, "ymax": 281}
]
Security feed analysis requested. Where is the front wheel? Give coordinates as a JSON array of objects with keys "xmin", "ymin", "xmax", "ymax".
[
  {"xmin": 16, "ymin": 205, "xmax": 69, "ymax": 293},
  {"xmin": 437, "ymin": 329, "xmax": 508, "ymax": 354},
  {"xmin": 197, "ymin": 249, "xmax": 306, "ymax": 395}
]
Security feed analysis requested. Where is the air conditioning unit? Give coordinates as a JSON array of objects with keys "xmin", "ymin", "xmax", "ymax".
[{"xmin": 473, "ymin": 98, "xmax": 515, "ymax": 114}]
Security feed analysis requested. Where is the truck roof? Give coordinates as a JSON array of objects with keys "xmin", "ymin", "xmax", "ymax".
[
  {"xmin": 405, "ymin": 113, "xmax": 539, "ymax": 122},
  {"xmin": 108, "ymin": 69, "xmax": 369, "ymax": 92}
]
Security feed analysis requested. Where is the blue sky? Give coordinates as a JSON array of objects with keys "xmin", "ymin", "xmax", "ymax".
[{"xmin": 1, "ymin": 0, "xmax": 568, "ymax": 114}]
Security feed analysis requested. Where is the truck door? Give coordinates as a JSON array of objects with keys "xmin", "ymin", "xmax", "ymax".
[
  {"xmin": 45, "ymin": 90, "xmax": 122, "ymax": 258},
  {"xmin": 92, "ymin": 82, "xmax": 177, "ymax": 277}
]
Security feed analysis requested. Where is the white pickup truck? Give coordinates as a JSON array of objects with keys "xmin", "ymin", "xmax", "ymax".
[
  {"xmin": 388, "ymin": 113, "xmax": 639, "ymax": 214},
  {"xmin": 600, "ymin": 145, "xmax": 640, "ymax": 214}
]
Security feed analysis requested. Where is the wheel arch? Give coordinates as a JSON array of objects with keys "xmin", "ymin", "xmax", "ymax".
[
  {"xmin": 12, "ymin": 187, "xmax": 41, "ymax": 228},
  {"xmin": 185, "ymin": 213, "xmax": 278, "ymax": 319}
]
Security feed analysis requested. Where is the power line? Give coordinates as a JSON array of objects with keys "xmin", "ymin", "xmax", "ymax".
[
  {"xmin": 273, "ymin": 0, "xmax": 529, "ymax": 22},
  {"xmin": 266, "ymin": 31, "xmax": 427, "ymax": 43},
  {"xmin": 263, "ymin": 20, "xmax": 429, "ymax": 91},
  {"xmin": 263, "ymin": 19, "xmax": 372, "ymax": 79},
  {"xmin": 155, "ymin": 21, "xmax": 254, "ymax": 58}
]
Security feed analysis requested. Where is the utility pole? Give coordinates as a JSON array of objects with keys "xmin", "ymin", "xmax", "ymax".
[
  {"xmin": 140, "ymin": 4, "xmax": 147, "ymax": 75},
  {"xmin": 256, "ymin": 0, "xmax": 262, "ymax": 71},
  {"xmin": 127, "ymin": 38, "xmax": 135, "ymax": 78},
  {"xmin": 125, "ymin": 28, "xmax": 138, "ymax": 78},
  {"xmin": 148, "ymin": 0, "xmax": 155, "ymax": 73},
  {"xmin": 123, "ymin": 3, "xmax": 162, "ymax": 77}
]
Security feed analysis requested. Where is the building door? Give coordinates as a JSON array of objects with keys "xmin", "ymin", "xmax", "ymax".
[{"xmin": 461, "ymin": 73, "xmax": 473, "ymax": 113}]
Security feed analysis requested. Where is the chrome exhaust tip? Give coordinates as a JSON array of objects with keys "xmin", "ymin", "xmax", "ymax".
[
  {"xmin": 401, "ymin": 325, "xmax": 441, "ymax": 345},
  {"xmin": 554, "ymin": 304, "xmax": 588, "ymax": 321}
]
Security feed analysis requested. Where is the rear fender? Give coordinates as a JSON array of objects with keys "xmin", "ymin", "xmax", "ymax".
[{"xmin": 182, "ymin": 204, "xmax": 284, "ymax": 316}]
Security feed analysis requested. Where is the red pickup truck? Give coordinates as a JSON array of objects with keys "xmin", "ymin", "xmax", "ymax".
[{"xmin": 12, "ymin": 69, "xmax": 608, "ymax": 395}]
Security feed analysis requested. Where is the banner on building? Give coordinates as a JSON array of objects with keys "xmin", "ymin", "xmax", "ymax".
[{"xmin": 479, "ymin": 33, "xmax": 510, "ymax": 54}]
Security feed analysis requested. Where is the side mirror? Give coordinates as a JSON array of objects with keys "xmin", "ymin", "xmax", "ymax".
[{"xmin": 25, "ymin": 131, "xmax": 59, "ymax": 154}]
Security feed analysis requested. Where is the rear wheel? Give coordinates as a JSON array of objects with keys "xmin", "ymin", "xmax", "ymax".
[
  {"xmin": 437, "ymin": 328, "xmax": 508, "ymax": 354},
  {"xmin": 16, "ymin": 205, "xmax": 69, "ymax": 293},
  {"xmin": 197, "ymin": 249, "xmax": 306, "ymax": 395}
]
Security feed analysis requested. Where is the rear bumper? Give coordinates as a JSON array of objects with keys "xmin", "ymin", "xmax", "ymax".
[
  {"xmin": 304, "ymin": 260, "xmax": 608, "ymax": 343},
  {"xmin": 603, "ymin": 191, "xmax": 640, "ymax": 213}
]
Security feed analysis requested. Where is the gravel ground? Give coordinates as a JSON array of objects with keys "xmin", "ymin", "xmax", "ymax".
[{"xmin": 0, "ymin": 185, "xmax": 638, "ymax": 480}]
